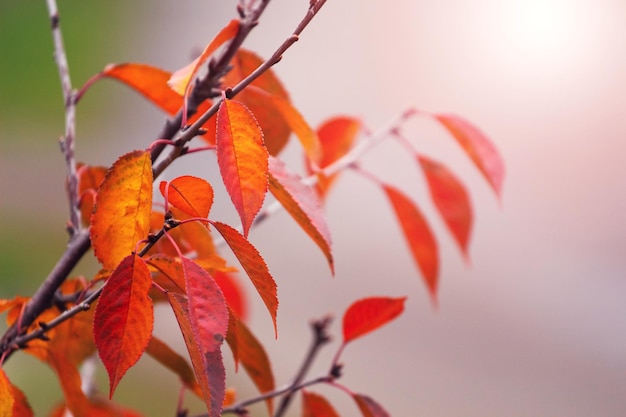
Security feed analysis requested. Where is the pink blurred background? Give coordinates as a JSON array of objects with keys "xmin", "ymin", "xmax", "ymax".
[{"xmin": 2, "ymin": 0, "xmax": 625, "ymax": 416}]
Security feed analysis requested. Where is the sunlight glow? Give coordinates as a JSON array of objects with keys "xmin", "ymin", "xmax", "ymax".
[{"xmin": 503, "ymin": 1, "xmax": 577, "ymax": 58}]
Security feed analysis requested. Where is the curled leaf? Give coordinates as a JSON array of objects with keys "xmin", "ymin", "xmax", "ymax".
[
  {"xmin": 90, "ymin": 150, "xmax": 153, "ymax": 270},
  {"xmin": 342, "ymin": 297, "xmax": 406, "ymax": 344}
]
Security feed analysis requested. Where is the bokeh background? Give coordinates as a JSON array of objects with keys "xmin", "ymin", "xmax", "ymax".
[{"xmin": 1, "ymin": 0, "xmax": 625, "ymax": 416}]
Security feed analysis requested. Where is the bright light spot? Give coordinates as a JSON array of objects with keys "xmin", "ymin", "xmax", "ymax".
[{"xmin": 503, "ymin": 1, "xmax": 577, "ymax": 58}]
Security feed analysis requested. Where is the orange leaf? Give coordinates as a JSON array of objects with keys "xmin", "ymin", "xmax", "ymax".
[
  {"xmin": 93, "ymin": 254, "xmax": 154, "ymax": 398},
  {"xmin": 211, "ymin": 221, "xmax": 278, "ymax": 336},
  {"xmin": 434, "ymin": 113, "xmax": 505, "ymax": 198},
  {"xmin": 212, "ymin": 271, "xmax": 248, "ymax": 320},
  {"xmin": 216, "ymin": 100, "xmax": 269, "ymax": 237},
  {"xmin": 383, "ymin": 184, "xmax": 439, "ymax": 301},
  {"xmin": 0, "ymin": 368, "xmax": 14, "ymax": 417},
  {"xmin": 246, "ymin": 86, "xmax": 321, "ymax": 162},
  {"xmin": 160, "ymin": 176, "xmax": 214, "ymax": 218},
  {"xmin": 309, "ymin": 116, "xmax": 361, "ymax": 198},
  {"xmin": 47, "ymin": 351, "xmax": 90, "ymax": 416},
  {"xmin": 342, "ymin": 297, "xmax": 406, "ymax": 344},
  {"xmin": 353, "ymin": 394, "xmax": 390, "ymax": 417},
  {"xmin": 302, "ymin": 390, "xmax": 340, "ymax": 417},
  {"xmin": 10, "ymin": 383, "xmax": 33, "ymax": 417},
  {"xmin": 168, "ymin": 19, "xmax": 240, "ymax": 124},
  {"xmin": 224, "ymin": 49, "xmax": 290, "ymax": 99},
  {"xmin": 146, "ymin": 254, "xmax": 186, "ymax": 294},
  {"xmin": 145, "ymin": 335, "xmax": 203, "ymax": 399},
  {"xmin": 91, "ymin": 150, "xmax": 153, "ymax": 271},
  {"xmin": 76, "ymin": 164, "xmax": 107, "ymax": 227},
  {"xmin": 168, "ymin": 292, "xmax": 225, "ymax": 417},
  {"xmin": 233, "ymin": 87, "xmax": 291, "ymax": 156},
  {"xmin": 268, "ymin": 156, "xmax": 333, "ymax": 273},
  {"xmin": 81, "ymin": 63, "xmax": 183, "ymax": 114},
  {"xmin": 225, "ymin": 310, "xmax": 274, "ymax": 415},
  {"xmin": 418, "ymin": 154, "xmax": 473, "ymax": 260},
  {"xmin": 182, "ymin": 257, "xmax": 228, "ymax": 354}
]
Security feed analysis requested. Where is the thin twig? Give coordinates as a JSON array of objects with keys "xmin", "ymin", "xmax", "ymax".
[{"xmin": 47, "ymin": 0, "xmax": 81, "ymax": 234}]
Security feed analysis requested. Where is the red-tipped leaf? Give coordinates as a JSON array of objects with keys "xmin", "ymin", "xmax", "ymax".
[
  {"xmin": 383, "ymin": 184, "xmax": 439, "ymax": 300},
  {"xmin": 216, "ymin": 99, "xmax": 269, "ymax": 237},
  {"xmin": 268, "ymin": 156, "xmax": 333, "ymax": 273},
  {"xmin": 418, "ymin": 154, "xmax": 473, "ymax": 260},
  {"xmin": 93, "ymin": 254, "xmax": 154, "ymax": 398},
  {"xmin": 342, "ymin": 297, "xmax": 406, "ymax": 344}
]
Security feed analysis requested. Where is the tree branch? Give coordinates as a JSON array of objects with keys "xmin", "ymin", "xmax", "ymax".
[{"xmin": 46, "ymin": 0, "xmax": 81, "ymax": 234}]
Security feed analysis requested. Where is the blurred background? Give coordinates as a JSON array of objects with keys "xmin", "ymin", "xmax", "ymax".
[{"xmin": 1, "ymin": 0, "xmax": 625, "ymax": 416}]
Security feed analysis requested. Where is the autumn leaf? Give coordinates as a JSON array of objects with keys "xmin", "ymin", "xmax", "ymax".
[
  {"xmin": 224, "ymin": 49, "xmax": 290, "ymax": 99},
  {"xmin": 146, "ymin": 254, "xmax": 186, "ymax": 294},
  {"xmin": 309, "ymin": 116, "xmax": 362, "ymax": 198},
  {"xmin": 159, "ymin": 176, "xmax": 214, "ymax": 218},
  {"xmin": 47, "ymin": 351, "xmax": 90, "ymax": 416},
  {"xmin": 211, "ymin": 221, "xmax": 278, "ymax": 336},
  {"xmin": 182, "ymin": 257, "xmax": 228, "ymax": 355},
  {"xmin": 418, "ymin": 154, "xmax": 473, "ymax": 260},
  {"xmin": 246, "ymin": 86, "xmax": 321, "ymax": 162},
  {"xmin": 145, "ymin": 335, "xmax": 203, "ymax": 399},
  {"xmin": 216, "ymin": 99, "xmax": 269, "ymax": 237},
  {"xmin": 76, "ymin": 164, "xmax": 106, "ymax": 227},
  {"xmin": 342, "ymin": 297, "xmax": 406, "ymax": 344},
  {"xmin": 353, "ymin": 394, "xmax": 390, "ymax": 417},
  {"xmin": 268, "ymin": 156, "xmax": 333, "ymax": 273},
  {"xmin": 302, "ymin": 390, "xmax": 340, "ymax": 417},
  {"xmin": 168, "ymin": 292, "xmax": 225, "ymax": 417},
  {"xmin": 212, "ymin": 271, "xmax": 248, "ymax": 320},
  {"xmin": 93, "ymin": 254, "xmax": 154, "ymax": 398},
  {"xmin": 383, "ymin": 184, "xmax": 439, "ymax": 301},
  {"xmin": 225, "ymin": 309, "xmax": 274, "ymax": 415},
  {"xmin": 91, "ymin": 150, "xmax": 153, "ymax": 271},
  {"xmin": 168, "ymin": 19, "xmax": 240, "ymax": 124},
  {"xmin": 434, "ymin": 113, "xmax": 505, "ymax": 198},
  {"xmin": 0, "ymin": 368, "xmax": 14, "ymax": 417},
  {"xmin": 10, "ymin": 383, "xmax": 33, "ymax": 417}
]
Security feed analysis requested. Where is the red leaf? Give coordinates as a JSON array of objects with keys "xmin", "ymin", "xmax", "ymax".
[
  {"xmin": 182, "ymin": 257, "xmax": 228, "ymax": 354},
  {"xmin": 76, "ymin": 164, "xmax": 107, "ymax": 227},
  {"xmin": 168, "ymin": 19, "xmax": 240, "ymax": 124},
  {"xmin": 268, "ymin": 156, "xmax": 333, "ymax": 273},
  {"xmin": 226, "ymin": 310, "xmax": 274, "ymax": 415},
  {"xmin": 90, "ymin": 150, "xmax": 153, "ymax": 270},
  {"xmin": 10, "ymin": 383, "xmax": 33, "ymax": 417},
  {"xmin": 302, "ymin": 390, "xmax": 340, "ymax": 417},
  {"xmin": 212, "ymin": 271, "xmax": 248, "ymax": 320},
  {"xmin": 342, "ymin": 297, "xmax": 406, "ymax": 344},
  {"xmin": 353, "ymin": 394, "xmax": 390, "ymax": 417},
  {"xmin": 418, "ymin": 154, "xmax": 473, "ymax": 260},
  {"xmin": 383, "ymin": 184, "xmax": 439, "ymax": 301},
  {"xmin": 168, "ymin": 292, "xmax": 225, "ymax": 417},
  {"xmin": 216, "ymin": 99, "xmax": 269, "ymax": 237},
  {"xmin": 159, "ymin": 175, "xmax": 214, "ymax": 218},
  {"xmin": 0, "ymin": 368, "xmax": 14, "ymax": 416},
  {"xmin": 93, "ymin": 254, "xmax": 154, "ymax": 398},
  {"xmin": 308, "ymin": 116, "xmax": 362, "ymax": 198},
  {"xmin": 145, "ymin": 336, "xmax": 203, "ymax": 399},
  {"xmin": 434, "ymin": 113, "xmax": 505, "ymax": 198},
  {"xmin": 211, "ymin": 221, "xmax": 278, "ymax": 336}
]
